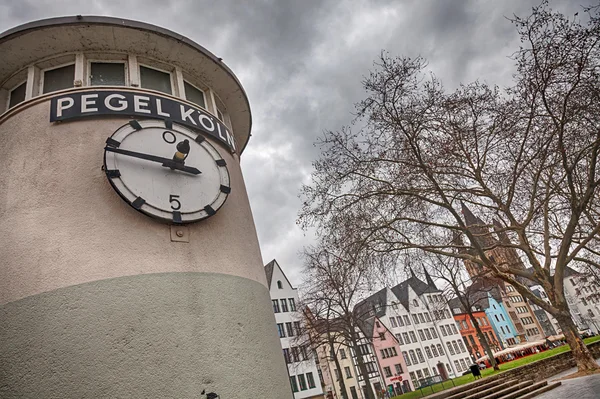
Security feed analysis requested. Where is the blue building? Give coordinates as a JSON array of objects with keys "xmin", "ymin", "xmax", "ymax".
[{"xmin": 484, "ymin": 293, "xmax": 519, "ymax": 348}]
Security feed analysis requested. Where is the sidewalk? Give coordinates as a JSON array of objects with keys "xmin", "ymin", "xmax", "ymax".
[{"xmin": 534, "ymin": 358, "xmax": 600, "ymax": 399}]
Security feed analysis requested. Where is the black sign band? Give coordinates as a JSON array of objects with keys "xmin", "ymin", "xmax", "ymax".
[{"xmin": 50, "ymin": 90, "xmax": 236, "ymax": 152}]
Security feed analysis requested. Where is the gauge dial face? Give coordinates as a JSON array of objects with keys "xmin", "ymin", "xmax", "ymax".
[{"xmin": 104, "ymin": 120, "xmax": 230, "ymax": 223}]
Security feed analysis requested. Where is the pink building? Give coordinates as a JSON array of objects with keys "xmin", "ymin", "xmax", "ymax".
[{"xmin": 363, "ymin": 317, "xmax": 413, "ymax": 397}]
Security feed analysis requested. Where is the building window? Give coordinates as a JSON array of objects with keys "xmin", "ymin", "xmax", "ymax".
[
  {"xmin": 588, "ymin": 309, "xmax": 595, "ymax": 317},
  {"xmin": 395, "ymin": 364, "xmax": 403, "ymax": 374},
  {"xmin": 450, "ymin": 324, "xmax": 458, "ymax": 335},
  {"xmin": 183, "ymin": 81, "xmax": 206, "ymax": 108},
  {"xmin": 90, "ymin": 62, "xmax": 126, "ymax": 86},
  {"xmin": 413, "ymin": 299, "xmax": 419, "ymax": 307},
  {"xmin": 280, "ymin": 299, "xmax": 289, "ymax": 312},
  {"xmin": 412, "ymin": 314, "xmax": 420, "ymax": 324},
  {"xmin": 286, "ymin": 322, "xmax": 294, "ymax": 337},
  {"xmin": 418, "ymin": 330, "xmax": 426, "ymax": 340},
  {"xmin": 404, "ymin": 315, "xmax": 411, "ymax": 325},
  {"xmin": 397, "ymin": 316, "xmax": 404, "ymax": 326},
  {"xmin": 272, "ymin": 300, "xmax": 280, "ymax": 313},
  {"xmin": 277, "ymin": 323, "xmax": 286, "ymax": 338},
  {"xmin": 425, "ymin": 346, "xmax": 432, "ymax": 359},
  {"xmin": 291, "ymin": 346, "xmax": 299, "ymax": 363},
  {"xmin": 437, "ymin": 344, "xmax": 444, "ymax": 355},
  {"xmin": 289, "ymin": 298, "xmax": 296, "ymax": 311},
  {"xmin": 216, "ymin": 107, "xmax": 225, "ymax": 122},
  {"xmin": 277, "ymin": 280, "xmax": 283, "ymax": 289},
  {"xmin": 425, "ymin": 329, "xmax": 432, "ymax": 340},
  {"xmin": 454, "ymin": 360, "xmax": 461, "ymax": 372},
  {"xmin": 345, "ymin": 366, "xmax": 352, "ymax": 379},
  {"xmin": 416, "ymin": 348, "xmax": 425, "ymax": 363},
  {"xmin": 8, "ymin": 81, "xmax": 26, "ymax": 109},
  {"xmin": 298, "ymin": 374, "xmax": 308, "ymax": 390},
  {"xmin": 395, "ymin": 333, "xmax": 403, "ymax": 345},
  {"xmin": 384, "ymin": 366, "xmax": 392, "ymax": 377},
  {"xmin": 431, "ymin": 345, "xmax": 438, "ymax": 357},
  {"xmin": 294, "ymin": 321, "xmax": 302, "ymax": 336},
  {"xmin": 390, "ymin": 317, "xmax": 398, "ymax": 328},
  {"xmin": 418, "ymin": 313, "xmax": 426, "ymax": 323},
  {"xmin": 447, "ymin": 342, "xmax": 455, "ymax": 355},
  {"xmin": 340, "ymin": 348, "xmax": 347, "ymax": 359},
  {"xmin": 306, "ymin": 372, "xmax": 316, "ymax": 389},
  {"xmin": 409, "ymin": 350, "xmax": 417, "ymax": 364},
  {"xmin": 409, "ymin": 331, "xmax": 417, "ymax": 343},
  {"xmin": 283, "ymin": 348, "xmax": 291, "ymax": 363},
  {"xmin": 43, "ymin": 64, "xmax": 75, "ymax": 94},
  {"xmin": 430, "ymin": 328, "xmax": 438, "ymax": 338},
  {"xmin": 140, "ymin": 65, "xmax": 172, "ymax": 94},
  {"xmin": 458, "ymin": 340, "xmax": 466, "ymax": 353},
  {"xmin": 495, "ymin": 315, "xmax": 500, "ymax": 322},
  {"xmin": 440, "ymin": 325, "xmax": 447, "ymax": 336},
  {"xmin": 403, "ymin": 351, "xmax": 411, "ymax": 366},
  {"xmin": 500, "ymin": 326, "xmax": 505, "ymax": 334},
  {"xmin": 424, "ymin": 312, "xmax": 432, "ymax": 322},
  {"xmin": 402, "ymin": 332, "xmax": 410, "ymax": 343},
  {"xmin": 290, "ymin": 376, "xmax": 298, "ymax": 392},
  {"xmin": 452, "ymin": 341, "xmax": 460, "ymax": 354}
]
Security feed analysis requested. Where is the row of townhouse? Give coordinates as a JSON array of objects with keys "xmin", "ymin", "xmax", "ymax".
[{"xmin": 354, "ymin": 269, "xmax": 473, "ymax": 391}]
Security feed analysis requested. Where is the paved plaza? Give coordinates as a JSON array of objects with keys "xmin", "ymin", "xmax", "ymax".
[{"xmin": 534, "ymin": 359, "xmax": 600, "ymax": 399}]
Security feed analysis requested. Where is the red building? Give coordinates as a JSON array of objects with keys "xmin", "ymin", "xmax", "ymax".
[{"xmin": 454, "ymin": 312, "xmax": 502, "ymax": 361}]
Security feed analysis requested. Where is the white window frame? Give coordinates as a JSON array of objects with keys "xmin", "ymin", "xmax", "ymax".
[
  {"xmin": 6, "ymin": 79, "xmax": 27, "ymax": 111},
  {"xmin": 182, "ymin": 79, "xmax": 207, "ymax": 109},
  {"xmin": 138, "ymin": 63, "xmax": 176, "ymax": 95},
  {"xmin": 39, "ymin": 62, "xmax": 76, "ymax": 95},
  {"xmin": 87, "ymin": 59, "xmax": 129, "ymax": 87}
]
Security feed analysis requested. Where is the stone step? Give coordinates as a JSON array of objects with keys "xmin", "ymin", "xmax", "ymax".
[
  {"xmin": 511, "ymin": 381, "xmax": 561, "ymax": 399},
  {"xmin": 444, "ymin": 378, "xmax": 518, "ymax": 399},
  {"xmin": 478, "ymin": 380, "xmax": 536, "ymax": 399},
  {"xmin": 460, "ymin": 379, "xmax": 522, "ymax": 399},
  {"xmin": 491, "ymin": 381, "xmax": 548, "ymax": 399}
]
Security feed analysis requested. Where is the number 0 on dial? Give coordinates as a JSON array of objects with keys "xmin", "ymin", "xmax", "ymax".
[{"xmin": 103, "ymin": 119, "xmax": 231, "ymax": 223}]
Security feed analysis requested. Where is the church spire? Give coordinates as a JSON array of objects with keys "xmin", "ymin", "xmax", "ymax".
[{"xmin": 423, "ymin": 267, "xmax": 437, "ymax": 289}]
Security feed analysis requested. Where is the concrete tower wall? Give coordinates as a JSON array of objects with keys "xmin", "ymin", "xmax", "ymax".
[{"xmin": 0, "ymin": 17, "xmax": 291, "ymax": 399}]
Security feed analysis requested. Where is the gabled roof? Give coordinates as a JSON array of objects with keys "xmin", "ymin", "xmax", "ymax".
[
  {"xmin": 354, "ymin": 288, "xmax": 389, "ymax": 320},
  {"xmin": 264, "ymin": 259, "xmax": 276, "ymax": 288},
  {"xmin": 263, "ymin": 259, "xmax": 296, "ymax": 291},
  {"xmin": 391, "ymin": 275, "xmax": 440, "ymax": 310}
]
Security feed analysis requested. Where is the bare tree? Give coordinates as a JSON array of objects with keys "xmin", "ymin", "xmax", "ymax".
[
  {"xmin": 301, "ymin": 242, "xmax": 383, "ymax": 399},
  {"xmin": 300, "ymin": 2, "xmax": 600, "ymax": 372}
]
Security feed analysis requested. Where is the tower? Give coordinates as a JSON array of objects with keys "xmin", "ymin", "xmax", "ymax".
[{"xmin": 0, "ymin": 16, "xmax": 291, "ymax": 398}]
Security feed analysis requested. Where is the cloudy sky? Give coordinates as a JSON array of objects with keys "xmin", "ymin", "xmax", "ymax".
[{"xmin": 0, "ymin": 0, "xmax": 582, "ymax": 287}]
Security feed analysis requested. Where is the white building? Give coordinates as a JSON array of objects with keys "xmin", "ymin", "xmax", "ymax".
[
  {"xmin": 564, "ymin": 267, "xmax": 600, "ymax": 334},
  {"xmin": 266, "ymin": 260, "xmax": 324, "ymax": 398},
  {"xmin": 355, "ymin": 271, "xmax": 471, "ymax": 389}
]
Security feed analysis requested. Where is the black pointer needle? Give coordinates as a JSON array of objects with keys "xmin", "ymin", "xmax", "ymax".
[{"xmin": 105, "ymin": 147, "xmax": 201, "ymax": 175}]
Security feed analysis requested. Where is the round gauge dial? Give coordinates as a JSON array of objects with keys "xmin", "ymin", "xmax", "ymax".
[{"xmin": 103, "ymin": 119, "xmax": 230, "ymax": 223}]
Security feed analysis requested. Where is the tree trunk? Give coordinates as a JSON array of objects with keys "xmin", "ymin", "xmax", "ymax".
[
  {"xmin": 555, "ymin": 312, "xmax": 600, "ymax": 373},
  {"xmin": 328, "ymin": 336, "xmax": 349, "ymax": 399},
  {"xmin": 349, "ymin": 332, "xmax": 375, "ymax": 399},
  {"xmin": 467, "ymin": 312, "xmax": 499, "ymax": 371}
]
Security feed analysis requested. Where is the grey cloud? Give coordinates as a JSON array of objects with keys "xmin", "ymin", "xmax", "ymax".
[{"xmin": 0, "ymin": 0, "xmax": 583, "ymax": 287}]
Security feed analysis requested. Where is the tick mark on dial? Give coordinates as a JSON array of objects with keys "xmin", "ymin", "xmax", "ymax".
[
  {"xmin": 129, "ymin": 120, "xmax": 142, "ymax": 130},
  {"xmin": 132, "ymin": 196, "xmax": 146, "ymax": 209}
]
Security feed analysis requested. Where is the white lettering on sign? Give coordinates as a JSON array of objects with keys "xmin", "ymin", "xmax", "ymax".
[
  {"xmin": 198, "ymin": 114, "xmax": 215, "ymax": 132},
  {"xmin": 134, "ymin": 95, "xmax": 151, "ymax": 114},
  {"xmin": 180, "ymin": 105, "xmax": 197, "ymax": 125},
  {"xmin": 105, "ymin": 94, "xmax": 128, "ymax": 111},
  {"xmin": 156, "ymin": 98, "xmax": 170, "ymax": 117},
  {"xmin": 81, "ymin": 94, "xmax": 99, "ymax": 113},
  {"xmin": 56, "ymin": 97, "xmax": 74, "ymax": 117},
  {"xmin": 216, "ymin": 123, "xmax": 226, "ymax": 141},
  {"xmin": 226, "ymin": 129, "xmax": 236, "ymax": 151}
]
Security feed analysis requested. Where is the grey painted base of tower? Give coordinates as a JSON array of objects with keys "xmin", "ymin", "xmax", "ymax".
[{"xmin": 0, "ymin": 273, "xmax": 293, "ymax": 399}]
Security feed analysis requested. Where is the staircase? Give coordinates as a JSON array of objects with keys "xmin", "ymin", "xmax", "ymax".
[{"xmin": 426, "ymin": 376, "xmax": 561, "ymax": 399}]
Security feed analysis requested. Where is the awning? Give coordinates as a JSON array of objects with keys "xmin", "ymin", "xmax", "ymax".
[{"xmin": 475, "ymin": 340, "xmax": 546, "ymax": 363}]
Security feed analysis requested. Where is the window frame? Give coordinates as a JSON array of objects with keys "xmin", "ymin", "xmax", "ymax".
[
  {"xmin": 7, "ymin": 79, "xmax": 27, "ymax": 111},
  {"xmin": 40, "ymin": 62, "xmax": 76, "ymax": 95},
  {"xmin": 183, "ymin": 79, "xmax": 207, "ymax": 109},
  {"xmin": 87, "ymin": 59, "xmax": 129, "ymax": 87},
  {"xmin": 138, "ymin": 63, "xmax": 176, "ymax": 95}
]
